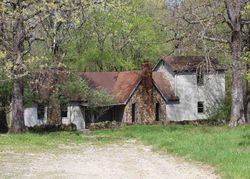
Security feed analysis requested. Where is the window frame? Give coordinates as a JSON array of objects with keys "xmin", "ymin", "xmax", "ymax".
[
  {"xmin": 197, "ymin": 101, "xmax": 204, "ymax": 114},
  {"xmin": 37, "ymin": 104, "xmax": 45, "ymax": 120},
  {"xmin": 197, "ymin": 72, "xmax": 204, "ymax": 86},
  {"xmin": 60, "ymin": 103, "xmax": 68, "ymax": 118}
]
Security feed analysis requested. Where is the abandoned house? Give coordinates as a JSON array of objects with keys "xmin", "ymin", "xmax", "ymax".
[{"xmin": 23, "ymin": 56, "xmax": 225, "ymax": 130}]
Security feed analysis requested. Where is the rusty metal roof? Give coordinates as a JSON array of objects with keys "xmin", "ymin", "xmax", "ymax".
[
  {"xmin": 152, "ymin": 72, "xmax": 179, "ymax": 102},
  {"xmin": 160, "ymin": 56, "xmax": 225, "ymax": 72},
  {"xmin": 80, "ymin": 71, "xmax": 141, "ymax": 104},
  {"xmin": 81, "ymin": 71, "xmax": 178, "ymax": 104}
]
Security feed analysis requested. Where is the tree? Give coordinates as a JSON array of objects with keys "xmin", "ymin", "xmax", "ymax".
[
  {"xmin": 35, "ymin": 1, "xmax": 91, "ymax": 125},
  {"xmin": 0, "ymin": 72, "xmax": 11, "ymax": 133},
  {"xmin": 0, "ymin": 0, "xmax": 73, "ymax": 132},
  {"xmin": 243, "ymin": 2, "xmax": 250, "ymax": 122},
  {"xmin": 167, "ymin": 0, "xmax": 249, "ymax": 126},
  {"xmin": 64, "ymin": 0, "xmax": 169, "ymax": 71},
  {"xmin": 0, "ymin": 0, "xmax": 36, "ymax": 133}
]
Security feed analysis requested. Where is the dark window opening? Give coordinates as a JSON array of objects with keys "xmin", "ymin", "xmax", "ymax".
[
  {"xmin": 155, "ymin": 103, "xmax": 160, "ymax": 121},
  {"xmin": 61, "ymin": 104, "xmax": 68, "ymax": 118},
  {"xmin": 132, "ymin": 103, "xmax": 136, "ymax": 123},
  {"xmin": 37, "ymin": 105, "xmax": 45, "ymax": 120},
  {"xmin": 198, "ymin": 101, "xmax": 204, "ymax": 113},
  {"xmin": 197, "ymin": 72, "xmax": 204, "ymax": 85}
]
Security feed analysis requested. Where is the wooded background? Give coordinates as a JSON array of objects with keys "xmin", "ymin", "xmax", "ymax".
[{"xmin": 0, "ymin": 0, "xmax": 249, "ymax": 133}]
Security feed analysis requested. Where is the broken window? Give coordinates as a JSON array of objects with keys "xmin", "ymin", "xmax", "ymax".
[
  {"xmin": 61, "ymin": 103, "xmax": 68, "ymax": 118},
  {"xmin": 37, "ymin": 104, "xmax": 45, "ymax": 120},
  {"xmin": 198, "ymin": 101, "xmax": 204, "ymax": 113},
  {"xmin": 197, "ymin": 72, "xmax": 204, "ymax": 85}
]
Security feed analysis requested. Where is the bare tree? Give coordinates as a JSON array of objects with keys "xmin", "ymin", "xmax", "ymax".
[{"xmin": 168, "ymin": 0, "xmax": 249, "ymax": 126}]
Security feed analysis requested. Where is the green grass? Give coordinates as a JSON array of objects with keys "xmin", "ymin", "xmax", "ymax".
[
  {"xmin": 93, "ymin": 125, "xmax": 250, "ymax": 179},
  {"xmin": 1, "ymin": 125, "xmax": 250, "ymax": 178},
  {"xmin": 0, "ymin": 132, "xmax": 87, "ymax": 152}
]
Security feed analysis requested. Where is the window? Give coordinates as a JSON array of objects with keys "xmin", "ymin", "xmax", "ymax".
[
  {"xmin": 37, "ymin": 104, "xmax": 45, "ymax": 120},
  {"xmin": 198, "ymin": 102, "xmax": 204, "ymax": 113},
  {"xmin": 61, "ymin": 104, "xmax": 68, "ymax": 118},
  {"xmin": 197, "ymin": 72, "xmax": 204, "ymax": 85}
]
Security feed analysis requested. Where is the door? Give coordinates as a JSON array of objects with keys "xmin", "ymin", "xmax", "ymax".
[
  {"xmin": 132, "ymin": 103, "xmax": 136, "ymax": 123},
  {"xmin": 155, "ymin": 103, "xmax": 160, "ymax": 121}
]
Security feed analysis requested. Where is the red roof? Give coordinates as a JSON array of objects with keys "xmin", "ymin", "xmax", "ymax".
[
  {"xmin": 80, "ymin": 71, "xmax": 141, "ymax": 104},
  {"xmin": 81, "ymin": 71, "xmax": 178, "ymax": 104},
  {"xmin": 160, "ymin": 56, "xmax": 225, "ymax": 72},
  {"xmin": 152, "ymin": 72, "xmax": 178, "ymax": 101}
]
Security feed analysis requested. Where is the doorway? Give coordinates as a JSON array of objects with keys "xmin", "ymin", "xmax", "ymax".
[
  {"xmin": 132, "ymin": 103, "xmax": 136, "ymax": 123},
  {"xmin": 155, "ymin": 103, "xmax": 160, "ymax": 121}
]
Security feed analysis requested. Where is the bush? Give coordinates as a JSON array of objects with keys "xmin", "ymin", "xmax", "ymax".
[
  {"xmin": 208, "ymin": 97, "xmax": 231, "ymax": 125},
  {"xmin": 28, "ymin": 124, "xmax": 77, "ymax": 133}
]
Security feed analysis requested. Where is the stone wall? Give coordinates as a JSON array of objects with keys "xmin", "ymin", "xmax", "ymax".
[
  {"xmin": 153, "ymin": 87, "xmax": 167, "ymax": 122},
  {"xmin": 122, "ymin": 84, "xmax": 166, "ymax": 124}
]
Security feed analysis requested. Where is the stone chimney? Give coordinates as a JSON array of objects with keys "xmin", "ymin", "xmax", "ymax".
[
  {"xmin": 141, "ymin": 61, "xmax": 153, "ymax": 91},
  {"xmin": 141, "ymin": 61, "xmax": 154, "ymax": 123}
]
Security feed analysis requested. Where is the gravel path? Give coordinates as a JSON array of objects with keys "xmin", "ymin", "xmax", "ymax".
[{"xmin": 0, "ymin": 140, "xmax": 220, "ymax": 179}]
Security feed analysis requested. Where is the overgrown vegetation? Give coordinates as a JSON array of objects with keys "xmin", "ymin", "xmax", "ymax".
[{"xmin": 1, "ymin": 125, "xmax": 250, "ymax": 178}]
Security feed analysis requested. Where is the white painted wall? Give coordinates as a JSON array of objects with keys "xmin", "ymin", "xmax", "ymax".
[
  {"xmin": 155, "ymin": 63, "xmax": 225, "ymax": 121},
  {"xmin": 24, "ymin": 105, "xmax": 46, "ymax": 127},
  {"xmin": 67, "ymin": 104, "xmax": 85, "ymax": 130},
  {"xmin": 24, "ymin": 103, "xmax": 85, "ymax": 130}
]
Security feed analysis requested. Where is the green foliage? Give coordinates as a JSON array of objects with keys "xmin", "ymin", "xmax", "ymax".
[
  {"xmin": 244, "ymin": 52, "xmax": 250, "ymax": 81},
  {"xmin": 64, "ymin": 0, "xmax": 169, "ymax": 71},
  {"xmin": 208, "ymin": 97, "xmax": 231, "ymax": 125},
  {"xmin": 89, "ymin": 89, "xmax": 114, "ymax": 107},
  {"xmin": 241, "ymin": 2, "xmax": 250, "ymax": 16},
  {"xmin": 58, "ymin": 74, "xmax": 114, "ymax": 107},
  {"xmin": 59, "ymin": 75, "xmax": 90, "ymax": 101},
  {"xmin": 0, "ymin": 78, "xmax": 12, "ymax": 108}
]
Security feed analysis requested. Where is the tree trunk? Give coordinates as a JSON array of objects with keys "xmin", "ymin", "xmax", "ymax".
[
  {"xmin": 0, "ymin": 110, "xmax": 8, "ymax": 133},
  {"xmin": 47, "ymin": 97, "xmax": 62, "ymax": 125},
  {"xmin": 246, "ymin": 25, "xmax": 250, "ymax": 123},
  {"xmin": 9, "ymin": 79, "xmax": 26, "ymax": 133},
  {"xmin": 229, "ymin": 30, "xmax": 246, "ymax": 126}
]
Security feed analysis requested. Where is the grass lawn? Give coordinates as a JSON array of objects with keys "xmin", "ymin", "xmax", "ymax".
[{"xmin": 1, "ymin": 125, "xmax": 250, "ymax": 178}]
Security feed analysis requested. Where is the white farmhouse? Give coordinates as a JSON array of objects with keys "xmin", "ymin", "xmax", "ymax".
[
  {"xmin": 23, "ymin": 56, "xmax": 226, "ymax": 129},
  {"xmin": 154, "ymin": 56, "xmax": 225, "ymax": 121}
]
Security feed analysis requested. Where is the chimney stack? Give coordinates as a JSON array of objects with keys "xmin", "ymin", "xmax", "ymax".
[{"xmin": 141, "ymin": 61, "xmax": 153, "ymax": 92}]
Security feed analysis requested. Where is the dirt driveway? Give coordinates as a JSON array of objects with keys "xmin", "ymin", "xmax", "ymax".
[{"xmin": 0, "ymin": 140, "xmax": 219, "ymax": 179}]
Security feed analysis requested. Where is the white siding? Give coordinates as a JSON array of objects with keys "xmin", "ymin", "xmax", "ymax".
[
  {"xmin": 24, "ymin": 103, "xmax": 85, "ymax": 130},
  {"xmin": 155, "ymin": 62, "xmax": 225, "ymax": 121},
  {"xmin": 24, "ymin": 105, "xmax": 46, "ymax": 127}
]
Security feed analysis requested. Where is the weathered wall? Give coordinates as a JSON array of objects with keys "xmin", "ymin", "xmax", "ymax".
[
  {"xmin": 122, "ymin": 84, "xmax": 166, "ymax": 123},
  {"xmin": 24, "ymin": 105, "xmax": 47, "ymax": 127},
  {"xmin": 24, "ymin": 103, "xmax": 86, "ymax": 130},
  {"xmin": 166, "ymin": 72, "xmax": 225, "ymax": 121},
  {"xmin": 63, "ymin": 103, "xmax": 85, "ymax": 130},
  {"xmin": 156, "ymin": 62, "xmax": 225, "ymax": 121}
]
